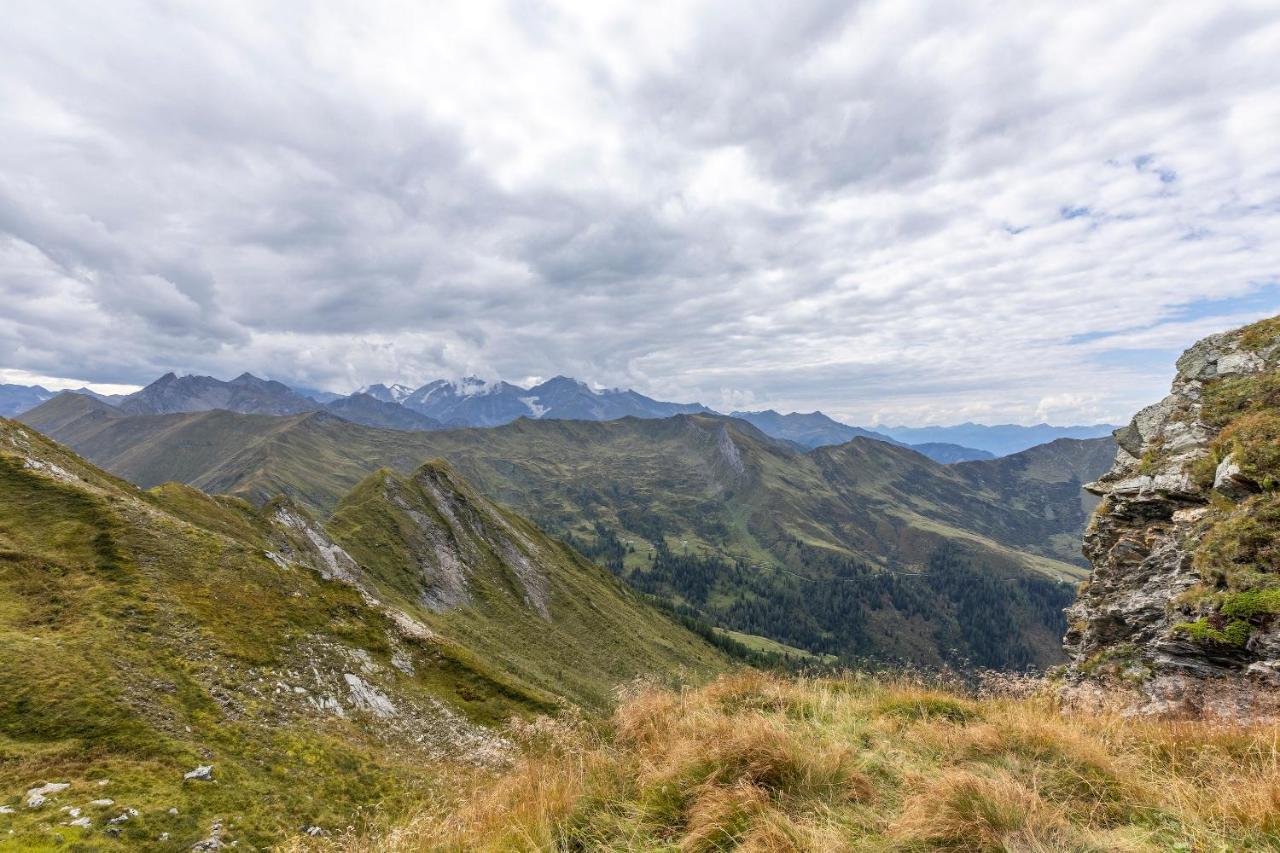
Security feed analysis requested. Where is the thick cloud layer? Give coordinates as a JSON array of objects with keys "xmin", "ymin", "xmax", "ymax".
[{"xmin": 1, "ymin": 1, "xmax": 1277, "ymax": 424}]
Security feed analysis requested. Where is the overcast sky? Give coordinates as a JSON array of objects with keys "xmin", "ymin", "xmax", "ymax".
[{"xmin": 1, "ymin": 1, "xmax": 1278, "ymax": 425}]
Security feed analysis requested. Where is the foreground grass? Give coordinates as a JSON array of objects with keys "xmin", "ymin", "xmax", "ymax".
[{"xmin": 296, "ymin": 672, "xmax": 1280, "ymax": 852}]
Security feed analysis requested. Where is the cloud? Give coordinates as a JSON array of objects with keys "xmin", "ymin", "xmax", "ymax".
[{"xmin": 0, "ymin": 0, "xmax": 1277, "ymax": 423}]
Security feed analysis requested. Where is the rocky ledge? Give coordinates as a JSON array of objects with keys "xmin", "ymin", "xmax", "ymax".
[{"xmin": 1063, "ymin": 315, "xmax": 1280, "ymax": 720}]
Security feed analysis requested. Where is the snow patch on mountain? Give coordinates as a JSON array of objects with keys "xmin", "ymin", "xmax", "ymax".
[{"xmin": 519, "ymin": 396, "xmax": 549, "ymax": 418}]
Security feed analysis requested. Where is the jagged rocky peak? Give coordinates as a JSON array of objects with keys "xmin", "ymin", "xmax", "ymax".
[
  {"xmin": 1064, "ymin": 315, "xmax": 1280, "ymax": 719},
  {"xmin": 329, "ymin": 461, "xmax": 553, "ymax": 619}
]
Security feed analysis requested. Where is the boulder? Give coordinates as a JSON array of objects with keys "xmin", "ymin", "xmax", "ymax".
[
  {"xmin": 1213, "ymin": 454, "xmax": 1259, "ymax": 500},
  {"xmin": 183, "ymin": 764, "xmax": 214, "ymax": 781},
  {"xmin": 25, "ymin": 782, "xmax": 70, "ymax": 808}
]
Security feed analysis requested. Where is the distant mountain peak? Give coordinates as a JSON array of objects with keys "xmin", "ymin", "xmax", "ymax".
[
  {"xmin": 871, "ymin": 422, "xmax": 1120, "ymax": 456},
  {"xmin": 455, "ymin": 375, "xmax": 502, "ymax": 396},
  {"xmin": 0, "ymin": 382, "xmax": 56, "ymax": 417},
  {"xmin": 26, "ymin": 370, "xmax": 711, "ymax": 431},
  {"xmin": 395, "ymin": 374, "xmax": 708, "ymax": 427},
  {"xmin": 358, "ymin": 383, "xmax": 416, "ymax": 403}
]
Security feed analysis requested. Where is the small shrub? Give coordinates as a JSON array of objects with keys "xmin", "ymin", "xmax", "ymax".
[
  {"xmin": 892, "ymin": 769, "xmax": 1063, "ymax": 851},
  {"xmin": 1174, "ymin": 617, "xmax": 1251, "ymax": 647},
  {"xmin": 1239, "ymin": 315, "xmax": 1280, "ymax": 351},
  {"xmin": 680, "ymin": 781, "xmax": 770, "ymax": 852},
  {"xmin": 1201, "ymin": 372, "xmax": 1280, "ymax": 426},
  {"xmin": 1194, "ymin": 493, "xmax": 1280, "ymax": 587},
  {"xmin": 1220, "ymin": 588, "xmax": 1280, "ymax": 620},
  {"xmin": 1137, "ymin": 443, "xmax": 1165, "ymax": 476},
  {"xmin": 1217, "ymin": 411, "xmax": 1280, "ymax": 489},
  {"xmin": 1186, "ymin": 453, "xmax": 1219, "ymax": 490},
  {"xmin": 877, "ymin": 693, "xmax": 979, "ymax": 724}
]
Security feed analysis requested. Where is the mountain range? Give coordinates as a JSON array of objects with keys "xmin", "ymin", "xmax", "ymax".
[
  {"xmin": 874, "ymin": 422, "xmax": 1119, "ymax": 456},
  {"xmin": 20, "ymin": 392, "xmax": 1115, "ymax": 668},
  {"xmin": 728, "ymin": 409, "xmax": 995, "ymax": 461},
  {"xmin": 0, "ymin": 413, "xmax": 725, "ymax": 848},
  {"xmin": 0, "ymin": 373, "xmax": 1114, "ymax": 462},
  {"xmin": 0, "ymin": 383, "xmax": 56, "ymax": 416},
  {"xmin": 4, "ymin": 315, "xmax": 1275, "ymax": 851}
]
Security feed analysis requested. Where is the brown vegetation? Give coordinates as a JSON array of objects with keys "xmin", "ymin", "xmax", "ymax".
[{"xmin": 291, "ymin": 671, "xmax": 1280, "ymax": 851}]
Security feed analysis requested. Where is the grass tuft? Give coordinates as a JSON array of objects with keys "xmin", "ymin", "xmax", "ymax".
[{"xmin": 299, "ymin": 672, "xmax": 1280, "ymax": 852}]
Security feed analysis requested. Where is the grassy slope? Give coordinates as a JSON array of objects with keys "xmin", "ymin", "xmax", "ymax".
[
  {"xmin": 326, "ymin": 463, "xmax": 728, "ymax": 714},
  {"xmin": 712, "ymin": 630, "xmax": 838, "ymax": 664},
  {"xmin": 21, "ymin": 402, "xmax": 1112, "ymax": 666},
  {"xmin": 0, "ymin": 420, "xmax": 724, "ymax": 850},
  {"xmin": 318, "ymin": 672, "xmax": 1280, "ymax": 852}
]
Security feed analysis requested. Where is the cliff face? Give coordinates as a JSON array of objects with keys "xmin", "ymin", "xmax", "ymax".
[{"xmin": 1064, "ymin": 315, "xmax": 1280, "ymax": 718}]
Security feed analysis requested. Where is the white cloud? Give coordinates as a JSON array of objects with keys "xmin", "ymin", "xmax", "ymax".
[{"xmin": 0, "ymin": 0, "xmax": 1277, "ymax": 424}]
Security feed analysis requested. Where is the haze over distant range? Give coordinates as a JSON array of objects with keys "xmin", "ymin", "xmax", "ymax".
[
  {"xmin": 5, "ymin": 370, "xmax": 1118, "ymax": 461},
  {"xmin": 1, "ymin": 2, "xmax": 1278, "ymax": 425}
]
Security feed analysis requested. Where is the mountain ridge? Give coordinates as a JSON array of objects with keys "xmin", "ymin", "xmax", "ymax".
[
  {"xmin": 874, "ymin": 421, "xmax": 1120, "ymax": 456},
  {"xmin": 0, "ymin": 375, "xmax": 1116, "ymax": 457},
  {"xmin": 20, "ymin": 397, "xmax": 1115, "ymax": 668},
  {"xmin": 729, "ymin": 409, "xmax": 995, "ymax": 462},
  {"xmin": 0, "ymin": 382, "xmax": 54, "ymax": 416},
  {"xmin": 0, "ymin": 414, "xmax": 726, "ymax": 847}
]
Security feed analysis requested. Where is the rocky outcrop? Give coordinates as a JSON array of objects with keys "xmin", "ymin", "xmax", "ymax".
[{"xmin": 1064, "ymin": 316, "xmax": 1280, "ymax": 719}]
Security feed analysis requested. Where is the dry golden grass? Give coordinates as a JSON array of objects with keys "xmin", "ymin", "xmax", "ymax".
[{"xmin": 288, "ymin": 672, "xmax": 1280, "ymax": 852}]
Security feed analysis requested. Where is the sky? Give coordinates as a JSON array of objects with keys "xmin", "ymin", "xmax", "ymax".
[{"xmin": 1, "ymin": 1, "xmax": 1278, "ymax": 426}]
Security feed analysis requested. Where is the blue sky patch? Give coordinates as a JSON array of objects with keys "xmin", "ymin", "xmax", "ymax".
[{"xmin": 1168, "ymin": 282, "xmax": 1280, "ymax": 324}]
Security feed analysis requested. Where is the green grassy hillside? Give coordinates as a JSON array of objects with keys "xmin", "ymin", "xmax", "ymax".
[
  {"xmin": 21, "ymin": 401, "xmax": 1113, "ymax": 668},
  {"xmin": 0, "ymin": 418, "xmax": 724, "ymax": 850}
]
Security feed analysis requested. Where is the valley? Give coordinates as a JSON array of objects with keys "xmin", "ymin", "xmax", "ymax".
[
  {"xmin": 3, "ymin": 4, "xmax": 1277, "ymax": 849},
  {"xmin": 20, "ymin": 396, "xmax": 1113, "ymax": 669}
]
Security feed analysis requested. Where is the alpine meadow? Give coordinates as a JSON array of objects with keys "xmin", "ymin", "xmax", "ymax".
[{"xmin": 1, "ymin": 2, "xmax": 1279, "ymax": 851}]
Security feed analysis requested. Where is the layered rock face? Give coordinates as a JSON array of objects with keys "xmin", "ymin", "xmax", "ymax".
[{"xmin": 1064, "ymin": 316, "xmax": 1280, "ymax": 718}]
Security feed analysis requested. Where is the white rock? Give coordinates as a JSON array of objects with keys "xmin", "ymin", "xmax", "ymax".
[
  {"xmin": 21, "ymin": 457, "xmax": 78, "ymax": 483},
  {"xmin": 343, "ymin": 673, "xmax": 397, "ymax": 717},
  {"xmin": 386, "ymin": 607, "xmax": 435, "ymax": 640},
  {"xmin": 1151, "ymin": 472, "xmax": 1194, "ymax": 494},
  {"xmin": 88, "ymin": 799, "xmax": 114, "ymax": 807},
  {"xmin": 1214, "ymin": 453, "xmax": 1259, "ymax": 499},
  {"xmin": 1133, "ymin": 398, "xmax": 1174, "ymax": 444},
  {"xmin": 264, "ymin": 550, "xmax": 291, "ymax": 569},
  {"xmin": 1109, "ymin": 476, "xmax": 1152, "ymax": 496},
  {"xmin": 67, "ymin": 816, "xmax": 91, "ymax": 828},
  {"xmin": 184, "ymin": 764, "xmax": 214, "ymax": 781},
  {"xmin": 0, "ymin": 806, "xmax": 13, "ymax": 815},
  {"xmin": 25, "ymin": 782, "xmax": 70, "ymax": 808},
  {"xmin": 1217, "ymin": 350, "xmax": 1264, "ymax": 375},
  {"xmin": 108, "ymin": 808, "xmax": 138, "ymax": 824},
  {"xmin": 309, "ymin": 694, "xmax": 345, "ymax": 717},
  {"xmin": 390, "ymin": 647, "xmax": 416, "ymax": 675},
  {"xmin": 1172, "ymin": 507, "xmax": 1211, "ymax": 524}
]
